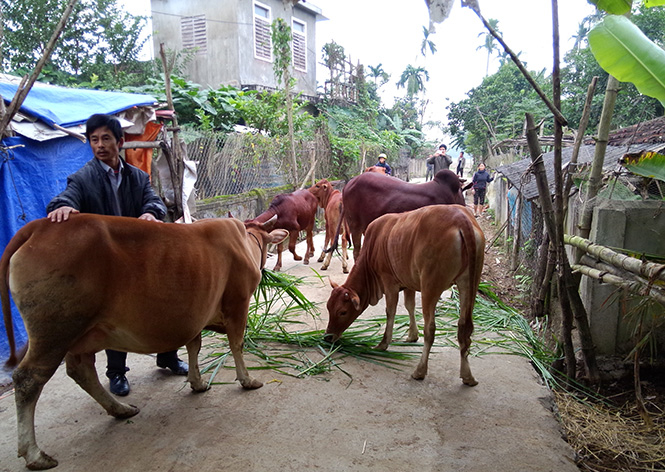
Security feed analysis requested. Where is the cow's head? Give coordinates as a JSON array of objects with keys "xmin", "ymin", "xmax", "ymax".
[
  {"xmin": 324, "ymin": 279, "xmax": 363, "ymax": 343},
  {"xmin": 308, "ymin": 178, "xmax": 331, "ymax": 207},
  {"xmin": 244, "ymin": 215, "xmax": 288, "ymax": 269}
]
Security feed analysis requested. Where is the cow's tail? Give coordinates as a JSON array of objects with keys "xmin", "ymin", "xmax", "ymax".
[
  {"xmin": 1, "ymin": 225, "xmax": 31, "ymax": 368},
  {"xmin": 458, "ymin": 213, "xmax": 485, "ymax": 339},
  {"xmin": 324, "ymin": 203, "xmax": 345, "ymax": 254}
]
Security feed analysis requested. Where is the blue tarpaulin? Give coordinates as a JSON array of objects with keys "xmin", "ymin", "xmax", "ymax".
[{"xmin": 0, "ymin": 79, "xmax": 156, "ymax": 362}]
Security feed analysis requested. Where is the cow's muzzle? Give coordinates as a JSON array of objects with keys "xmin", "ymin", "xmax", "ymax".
[{"xmin": 323, "ymin": 332, "xmax": 338, "ymax": 343}]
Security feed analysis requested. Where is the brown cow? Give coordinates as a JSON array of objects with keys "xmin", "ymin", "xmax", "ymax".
[
  {"xmin": 245, "ymin": 189, "xmax": 318, "ymax": 271},
  {"xmin": 325, "ymin": 205, "xmax": 484, "ymax": 385},
  {"xmin": 343, "ymin": 169, "xmax": 466, "ymax": 259},
  {"xmin": 308, "ymin": 179, "xmax": 349, "ymax": 273},
  {"xmin": 1, "ymin": 214, "xmax": 288, "ymax": 470}
]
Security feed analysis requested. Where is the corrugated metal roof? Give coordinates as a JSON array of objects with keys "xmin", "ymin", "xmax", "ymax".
[{"xmin": 496, "ymin": 142, "xmax": 665, "ymax": 201}]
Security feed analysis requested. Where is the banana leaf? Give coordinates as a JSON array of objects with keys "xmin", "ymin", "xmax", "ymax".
[
  {"xmin": 620, "ymin": 151, "xmax": 665, "ymax": 182},
  {"xmin": 644, "ymin": 0, "xmax": 665, "ymax": 7},
  {"xmin": 589, "ymin": 15, "xmax": 665, "ymax": 106},
  {"xmin": 587, "ymin": 0, "xmax": 632, "ymax": 14}
]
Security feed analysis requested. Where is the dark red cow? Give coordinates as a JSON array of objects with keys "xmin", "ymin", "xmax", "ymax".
[
  {"xmin": 364, "ymin": 166, "xmax": 386, "ymax": 174},
  {"xmin": 245, "ymin": 189, "xmax": 318, "ymax": 271},
  {"xmin": 343, "ymin": 169, "xmax": 466, "ymax": 259}
]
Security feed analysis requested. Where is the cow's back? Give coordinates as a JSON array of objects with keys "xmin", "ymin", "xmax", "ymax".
[
  {"xmin": 362, "ymin": 205, "xmax": 484, "ymax": 291},
  {"xmin": 343, "ymin": 171, "xmax": 464, "ymax": 235},
  {"xmin": 6, "ymin": 215, "xmax": 258, "ymax": 354}
]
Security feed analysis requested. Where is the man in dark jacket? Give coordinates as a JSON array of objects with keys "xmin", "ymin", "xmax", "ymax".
[
  {"xmin": 426, "ymin": 144, "xmax": 453, "ymax": 174},
  {"xmin": 47, "ymin": 113, "xmax": 188, "ymax": 396}
]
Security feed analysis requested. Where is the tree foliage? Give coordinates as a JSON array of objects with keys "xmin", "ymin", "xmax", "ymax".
[{"xmin": 1, "ymin": 0, "xmax": 149, "ymax": 86}]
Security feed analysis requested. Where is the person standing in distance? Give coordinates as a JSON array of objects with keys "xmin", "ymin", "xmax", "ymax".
[
  {"xmin": 374, "ymin": 153, "xmax": 393, "ymax": 175},
  {"xmin": 46, "ymin": 113, "xmax": 189, "ymax": 396},
  {"xmin": 472, "ymin": 162, "xmax": 495, "ymax": 217},
  {"xmin": 427, "ymin": 144, "xmax": 453, "ymax": 174},
  {"xmin": 456, "ymin": 151, "xmax": 466, "ymax": 178}
]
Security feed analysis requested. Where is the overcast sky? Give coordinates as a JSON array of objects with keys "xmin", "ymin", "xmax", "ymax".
[{"xmin": 123, "ymin": 0, "xmax": 597, "ymax": 142}]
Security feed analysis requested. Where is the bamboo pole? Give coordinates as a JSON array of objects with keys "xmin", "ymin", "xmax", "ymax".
[
  {"xmin": 578, "ymin": 76, "xmax": 620, "ymax": 240},
  {"xmin": 563, "ymin": 76, "xmax": 598, "ymax": 215},
  {"xmin": 571, "ymin": 263, "xmax": 665, "ymax": 305},
  {"xmin": 565, "ymin": 234, "xmax": 665, "ymax": 283}
]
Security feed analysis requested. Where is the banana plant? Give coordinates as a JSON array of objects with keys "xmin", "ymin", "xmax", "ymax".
[{"xmin": 588, "ymin": 1, "xmax": 665, "ymax": 105}]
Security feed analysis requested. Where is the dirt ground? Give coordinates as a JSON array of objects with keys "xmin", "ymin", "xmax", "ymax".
[{"xmin": 0, "ymin": 199, "xmax": 580, "ymax": 472}]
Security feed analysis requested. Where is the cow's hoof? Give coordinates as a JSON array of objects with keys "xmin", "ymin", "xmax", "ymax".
[
  {"xmin": 411, "ymin": 370, "xmax": 426, "ymax": 381},
  {"xmin": 317, "ymin": 257, "xmax": 324, "ymax": 263},
  {"xmin": 374, "ymin": 342, "xmax": 389, "ymax": 351},
  {"xmin": 343, "ymin": 268, "xmax": 349, "ymax": 274},
  {"xmin": 320, "ymin": 265, "xmax": 328, "ymax": 271},
  {"xmin": 462, "ymin": 377, "xmax": 478, "ymax": 387},
  {"xmin": 273, "ymin": 266, "xmax": 282, "ymax": 272},
  {"xmin": 25, "ymin": 450, "xmax": 58, "ymax": 470},
  {"xmin": 303, "ymin": 260, "xmax": 310, "ymax": 265},
  {"xmin": 190, "ymin": 381, "xmax": 210, "ymax": 393},
  {"xmin": 405, "ymin": 335, "xmax": 419, "ymax": 343},
  {"xmin": 111, "ymin": 403, "xmax": 140, "ymax": 419},
  {"xmin": 240, "ymin": 378, "xmax": 263, "ymax": 389},
  {"xmin": 293, "ymin": 255, "xmax": 302, "ymax": 261}
]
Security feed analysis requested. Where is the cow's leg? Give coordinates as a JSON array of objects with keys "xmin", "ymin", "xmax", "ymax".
[
  {"xmin": 457, "ymin": 283, "xmax": 478, "ymax": 387},
  {"xmin": 376, "ymin": 290, "xmax": 399, "ymax": 350},
  {"xmin": 13, "ymin": 362, "xmax": 60, "ymax": 470},
  {"xmin": 304, "ymin": 228, "xmax": 315, "ymax": 263},
  {"xmin": 341, "ymin": 232, "xmax": 349, "ymax": 274},
  {"xmin": 351, "ymin": 230, "xmax": 362, "ymax": 260},
  {"xmin": 273, "ymin": 241, "xmax": 284, "ymax": 271},
  {"xmin": 404, "ymin": 289, "xmax": 419, "ymax": 343},
  {"xmin": 288, "ymin": 230, "xmax": 302, "ymax": 261},
  {"xmin": 65, "ymin": 352, "xmax": 139, "ymax": 418},
  {"xmin": 412, "ymin": 293, "xmax": 438, "ymax": 380},
  {"xmin": 185, "ymin": 333, "xmax": 208, "ymax": 392},
  {"xmin": 224, "ymin": 304, "xmax": 262, "ymax": 390}
]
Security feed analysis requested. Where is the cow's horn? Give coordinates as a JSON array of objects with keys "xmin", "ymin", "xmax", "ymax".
[{"xmin": 262, "ymin": 214, "xmax": 278, "ymax": 230}]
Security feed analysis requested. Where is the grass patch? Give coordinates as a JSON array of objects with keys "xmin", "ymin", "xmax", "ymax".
[{"xmin": 199, "ymin": 272, "xmax": 561, "ymax": 388}]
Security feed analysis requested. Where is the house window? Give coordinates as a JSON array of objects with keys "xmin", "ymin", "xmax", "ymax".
[
  {"xmin": 181, "ymin": 14, "xmax": 207, "ymax": 55},
  {"xmin": 292, "ymin": 18, "xmax": 306, "ymax": 72},
  {"xmin": 254, "ymin": 2, "xmax": 272, "ymax": 61}
]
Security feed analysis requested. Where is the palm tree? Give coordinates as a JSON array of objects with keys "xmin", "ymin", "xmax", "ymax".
[
  {"xmin": 477, "ymin": 18, "xmax": 500, "ymax": 76},
  {"xmin": 367, "ymin": 63, "xmax": 390, "ymax": 87},
  {"xmin": 420, "ymin": 26, "xmax": 437, "ymax": 58},
  {"xmin": 397, "ymin": 65, "xmax": 429, "ymax": 97}
]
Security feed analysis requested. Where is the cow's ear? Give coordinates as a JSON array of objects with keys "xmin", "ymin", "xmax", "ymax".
[
  {"xmin": 329, "ymin": 279, "xmax": 339, "ymax": 289},
  {"xmin": 269, "ymin": 229, "xmax": 289, "ymax": 244},
  {"xmin": 228, "ymin": 211, "xmax": 235, "ymax": 219},
  {"xmin": 350, "ymin": 292, "xmax": 361, "ymax": 311}
]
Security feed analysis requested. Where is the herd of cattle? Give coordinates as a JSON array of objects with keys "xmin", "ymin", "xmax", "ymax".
[{"xmin": 1, "ymin": 169, "xmax": 485, "ymax": 470}]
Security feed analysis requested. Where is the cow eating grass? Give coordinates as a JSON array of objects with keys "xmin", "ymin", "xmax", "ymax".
[
  {"xmin": 325, "ymin": 205, "xmax": 485, "ymax": 385},
  {"xmin": 1, "ymin": 214, "xmax": 287, "ymax": 470}
]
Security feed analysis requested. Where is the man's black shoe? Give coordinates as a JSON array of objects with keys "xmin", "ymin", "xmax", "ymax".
[
  {"xmin": 109, "ymin": 373, "xmax": 130, "ymax": 396},
  {"xmin": 156, "ymin": 357, "xmax": 189, "ymax": 376}
]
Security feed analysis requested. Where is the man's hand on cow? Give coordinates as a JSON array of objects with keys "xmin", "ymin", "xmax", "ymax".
[
  {"xmin": 139, "ymin": 212, "xmax": 163, "ymax": 222},
  {"xmin": 47, "ymin": 206, "xmax": 79, "ymax": 223}
]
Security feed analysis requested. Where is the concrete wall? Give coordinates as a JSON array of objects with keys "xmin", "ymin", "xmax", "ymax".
[
  {"xmin": 193, "ymin": 186, "xmax": 292, "ymax": 221},
  {"xmin": 580, "ymin": 199, "xmax": 665, "ymax": 355},
  {"xmin": 150, "ymin": 0, "xmax": 319, "ymax": 95}
]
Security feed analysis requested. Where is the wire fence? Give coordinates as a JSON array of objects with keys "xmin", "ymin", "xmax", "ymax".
[{"xmin": 180, "ymin": 129, "xmax": 336, "ymax": 201}]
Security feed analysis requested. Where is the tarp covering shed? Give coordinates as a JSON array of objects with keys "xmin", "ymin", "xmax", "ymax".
[{"xmin": 0, "ymin": 75, "xmax": 157, "ymax": 363}]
